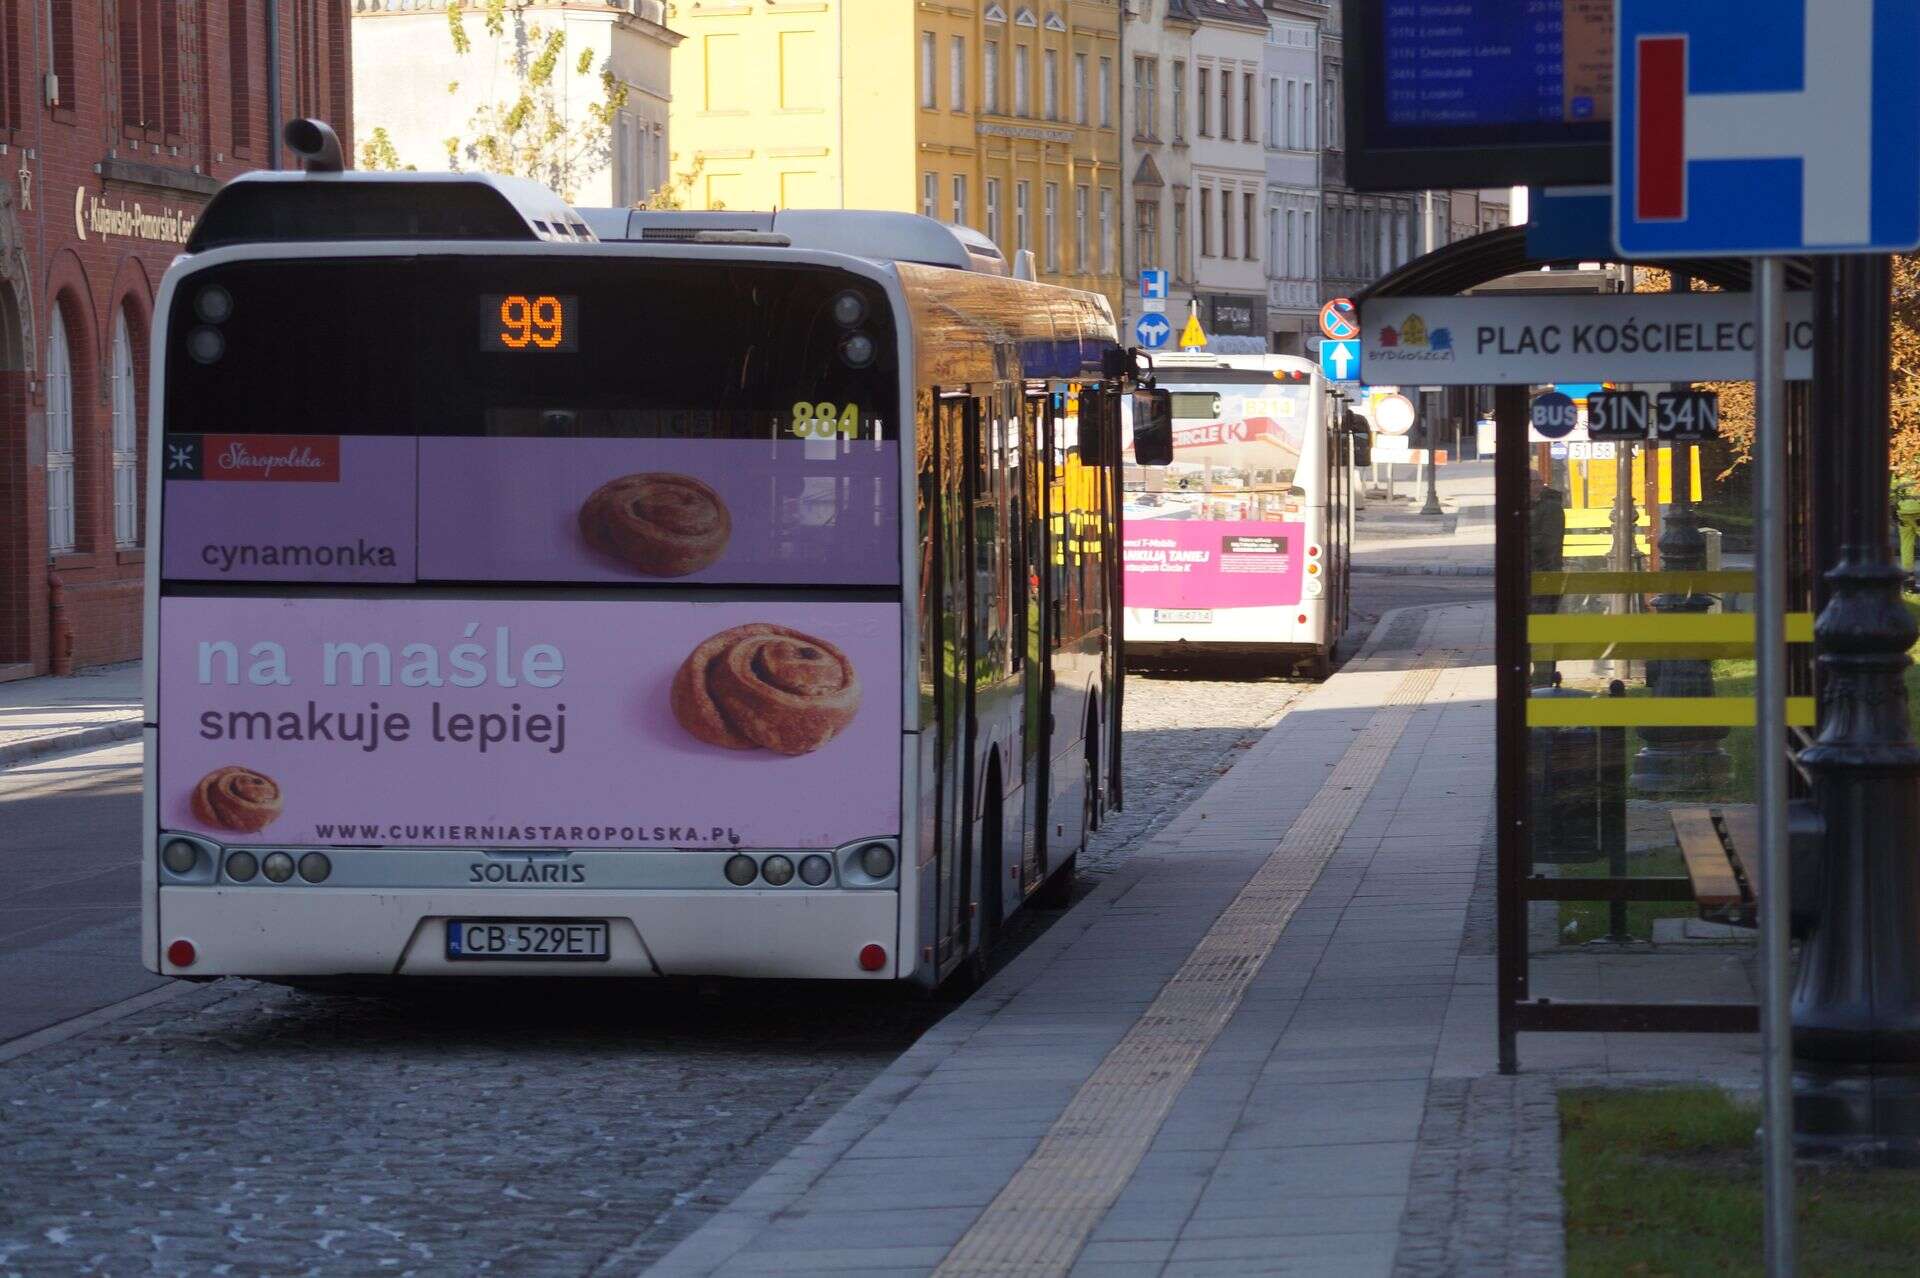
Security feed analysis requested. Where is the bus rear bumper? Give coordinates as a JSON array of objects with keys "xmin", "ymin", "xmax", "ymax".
[{"xmin": 154, "ymin": 887, "xmax": 900, "ymax": 980}]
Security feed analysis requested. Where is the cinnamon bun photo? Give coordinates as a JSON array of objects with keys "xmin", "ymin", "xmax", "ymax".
[
  {"xmin": 578, "ymin": 472, "xmax": 731, "ymax": 576},
  {"xmin": 190, "ymin": 765, "xmax": 284, "ymax": 833},
  {"xmin": 671, "ymin": 624, "xmax": 862, "ymax": 756}
]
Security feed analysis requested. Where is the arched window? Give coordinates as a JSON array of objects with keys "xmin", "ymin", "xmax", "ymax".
[
  {"xmin": 45, "ymin": 308, "xmax": 74, "ymax": 555},
  {"xmin": 111, "ymin": 310, "xmax": 140, "ymax": 546}
]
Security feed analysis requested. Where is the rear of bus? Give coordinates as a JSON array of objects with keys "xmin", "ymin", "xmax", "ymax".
[
  {"xmin": 1121, "ymin": 359, "xmax": 1336, "ymax": 674},
  {"xmin": 144, "ymin": 175, "xmax": 911, "ymax": 981}
]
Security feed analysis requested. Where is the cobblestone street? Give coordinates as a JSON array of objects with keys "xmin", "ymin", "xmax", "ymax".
[{"xmin": 0, "ymin": 670, "xmax": 1323, "ymax": 1277}]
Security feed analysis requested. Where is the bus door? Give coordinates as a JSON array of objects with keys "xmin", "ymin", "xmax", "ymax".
[
  {"xmin": 931, "ymin": 392, "xmax": 974, "ymax": 968},
  {"xmin": 962, "ymin": 386, "xmax": 1019, "ymax": 941},
  {"xmin": 1018, "ymin": 385, "xmax": 1052, "ymax": 889}
]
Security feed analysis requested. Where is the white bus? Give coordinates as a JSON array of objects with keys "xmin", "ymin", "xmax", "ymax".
[
  {"xmin": 1121, "ymin": 352, "xmax": 1354, "ymax": 678},
  {"xmin": 143, "ymin": 132, "xmax": 1137, "ymax": 988}
]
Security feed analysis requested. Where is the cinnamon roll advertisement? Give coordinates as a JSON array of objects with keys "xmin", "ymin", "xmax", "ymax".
[
  {"xmin": 417, "ymin": 438, "xmax": 900, "ymax": 585},
  {"xmin": 158, "ymin": 597, "xmax": 901, "ymax": 848}
]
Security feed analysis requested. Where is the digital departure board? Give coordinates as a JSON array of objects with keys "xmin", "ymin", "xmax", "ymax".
[
  {"xmin": 480, "ymin": 294, "xmax": 579, "ymax": 352},
  {"xmin": 1345, "ymin": 0, "xmax": 1613, "ymax": 192}
]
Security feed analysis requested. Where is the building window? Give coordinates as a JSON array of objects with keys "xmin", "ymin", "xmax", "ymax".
[
  {"xmin": 1043, "ymin": 183, "xmax": 1059, "ymax": 271},
  {"xmin": 1131, "ymin": 57, "xmax": 1156, "ymax": 140},
  {"xmin": 228, "ymin": 0, "xmax": 252, "ymax": 150},
  {"xmin": 1015, "ymin": 180, "xmax": 1030, "ymax": 252},
  {"xmin": 1303, "ymin": 209, "xmax": 1314, "ymax": 278},
  {"xmin": 1285, "ymin": 209, "xmax": 1297, "ymax": 277},
  {"xmin": 1134, "ymin": 197, "xmax": 1158, "ymax": 274},
  {"xmin": 1197, "ymin": 66, "xmax": 1211, "ymax": 136},
  {"xmin": 1098, "ymin": 56, "xmax": 1112, "ymax": 127},
  {"xmin": 1325, "ymin": 66, "xmax": 1342, "ymax": 149},
  {"xmin": 46, "ymin": 308, "xmax": 74, "ymax": 556},
  {"xmin": 920, "ymin": 32, "xmax": 936, "ymax": 109},
  {"xmin": 1014, "ymin": 45, "xmax": 1030, "ymax": 116},
  {"xmin": 1172, "ymin": 198, "xmax": 1188, "ymax": 280},
  {"xmin": 1220, "ymin": 67, "xmax": 1233, "ymax": 144},
  {"xmin": 111, "ymin": 310, "xmax": 140, "ymax": 547},
  {"xmin": 923, "ymin": 172, "xmax": 938, "ymax": 220},
  {"xmin": 1073, "ymin": 52, "xmax": 1088, "ymax": 124},
  {"xmin": 1244, "ymin": 192, "xmax": 1257, "ymax": 261},
  {"xmin": 1303, "ymin": 80, "xmax": 1314, "ymax": 147},
  {"xmin": 1244, "ymin": 72, "xmax": 1256, "ymax": 142},
  {"xmin": 1199, "ymin": 187, "xmax": 1213, "ymax": 257},
  {"xmin": 1043, "ymin": 49, "xmax": 1059, "ymax": 120},
  {"xmin": 1268, "ymin": 78, "xmax": 1280, "ymax": 148},
  {"xmin": 1099, "ymin": 188, "xmax": 1114, "ymax": 274},
  {"xmin": 951, "ymin": 36, "xmax": 966, "ymax": 111},
  {"xmin": 985, "ymin": 40, "xmax": 1001, "ymax": 113},
  {"xmin": 48, "ymin": 2, "xmax": 75, "ymax": 113},
  {"xmin": 1075, "ymin": 185, "xmax": 1090, "ymax": 271},
  {"xmin": 952, "ymin": 174, "xmax": 968, "ymax": 225},
  {"xmin": 1221, "ymin": 187, "xmax": 1234, "ymax": 259},
  {"xmin": 121, "ymin": 0, "xmax": 182, "ymax": 136},
  {"xmin": 986, "ymin": 178, "xmax": 1002, "ymax": 244},
  {"xmin": 1171, "ymin": 62, "xmax": 1186, "ymax": 140}
]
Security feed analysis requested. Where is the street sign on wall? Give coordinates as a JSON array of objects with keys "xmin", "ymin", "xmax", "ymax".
[
  {"xmin": 1614, "ymin": 0, "xmax": 1920, "ymax": 257},
  {"xmin": 1319, "ymin": 338, "xmax": 1360, "ymax": 382},
  {"xmin": 1360, "ymin": 292, "xmax": 1814, "ymax": 385}
]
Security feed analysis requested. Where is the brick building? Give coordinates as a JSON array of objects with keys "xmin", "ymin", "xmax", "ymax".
[{"xmin": 0, "ymin": 2, "xmax": 352, "ymax": 679}]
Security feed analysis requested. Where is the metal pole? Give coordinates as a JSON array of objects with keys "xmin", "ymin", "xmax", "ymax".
[
  {"xmin": 1753, "ymin": 256, "xmax": 1795, "ymax": 1277},
  {"xmin": 265, "ymin": 0, "xmax": 282, "ymax": 169}
]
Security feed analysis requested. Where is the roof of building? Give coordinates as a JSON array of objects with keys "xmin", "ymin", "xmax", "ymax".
[{"xmin": 1169, "ymin": 0, "xmax": 1270, "ymax": 29}]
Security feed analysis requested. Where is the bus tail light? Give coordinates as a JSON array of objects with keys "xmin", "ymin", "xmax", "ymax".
[
  {"xmin": 724, "ymin": 854, "xmax": 759, "ymax": 886},
  {"xmin": 858, "ymin": 944, "xmax": 887, "ymax": 972},
  {"xmin": 1304, "ymin": 577, "xmax": 1325, "ymax": 598},
  {"xmin": 858, "ymin": 842, "xmax": 896, "ymax": 879},
  {"xmin": 799, "ymin": 855, "xmax": 833, "ymax": 886},
  {"xmin": 1307, "ymin": 542, "xmax": 1322, "ymax": 558},
  {"xmin": 166, "ymin": 939, "xmax": 197, "ymax": 968}
]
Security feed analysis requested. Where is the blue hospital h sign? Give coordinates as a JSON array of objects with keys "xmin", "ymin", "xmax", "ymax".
[{"xmin": 1615, "ymin": 0, "xmax": 1920, "ymax": 257}]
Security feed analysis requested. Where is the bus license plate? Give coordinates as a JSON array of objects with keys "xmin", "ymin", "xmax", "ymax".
[
  {"xmin": 1154, "ymin": 609, "xmax": 1213, "ymax": 624},
  {"xmin": 446, "ymin": 920, "xmax": 610, "ymax": 961}
]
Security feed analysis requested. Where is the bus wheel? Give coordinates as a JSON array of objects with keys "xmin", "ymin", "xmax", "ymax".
[{"xmin": 1305, "ymin": 651, "xmax": 1333, "ymax": 681}]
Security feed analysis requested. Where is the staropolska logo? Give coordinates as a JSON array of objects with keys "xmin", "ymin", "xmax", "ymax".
[{"xmin": 163, "ymin": 435, "xmax": 341, "ymax": 483}]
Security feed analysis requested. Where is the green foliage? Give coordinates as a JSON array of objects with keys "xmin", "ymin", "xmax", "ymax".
[
  {"xmin": 1563, "ymin": 1087, "xmax": 1920, "ymax": 1275},
  {"xmin": 637, "ymin": 156, "xmax": 717, "ymax": 211},
  {"xmin": 367, "ymin": 1, "xmax": 626, "ymax": 201},
  {"xmin": 356, "ymin": 127, "xmax": 414, "ymax": 173}
]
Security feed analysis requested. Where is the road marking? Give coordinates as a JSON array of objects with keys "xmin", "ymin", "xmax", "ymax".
[
  {"xmin": 0, "ymin": 980, "xmax": 197, "ymax": 1066},
  {"xmin": 933, "ymin": 623, "xmax": 1447, "ymax": 1276}
]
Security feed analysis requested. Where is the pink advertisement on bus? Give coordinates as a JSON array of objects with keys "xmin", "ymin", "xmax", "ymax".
[
  {"xmin": 1121, "ymin": 519, "xmax": 1307, "ymax": 610},
  {"xmin": 157, "ymin": 597, "xmax": 901, "ymax": 848},
  {"xmin": 162, "ymin": 436, "xmax": 899, "ymax": 586},
  {"xmin": 160, "ymin": 436, "xmax": 419, "ymax": 584},
  {"xmin": 417, "ymin": 438, "xmax": 899, "ymax": 586}
]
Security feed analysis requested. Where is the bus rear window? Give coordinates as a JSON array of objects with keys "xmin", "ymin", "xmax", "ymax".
[{"xmin": 164, "ymin": 257, "xmax": 897, "ymax": 440}]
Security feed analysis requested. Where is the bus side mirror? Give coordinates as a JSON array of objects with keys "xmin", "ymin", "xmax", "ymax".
[{"xmin": 1132, "ymin": 388, "xmax": 1174, "ymax": 466}]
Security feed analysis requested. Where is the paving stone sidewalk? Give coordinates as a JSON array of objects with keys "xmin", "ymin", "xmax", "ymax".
[
  {"xmin": 651, "ymin": 602, "xmax": 1515, "ymax": 1278},
  {"xmin": 0, "ymin": 664, "xmax": 143, "ymax": 767}
]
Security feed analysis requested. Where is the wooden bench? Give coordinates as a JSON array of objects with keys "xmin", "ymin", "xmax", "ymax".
[{"xmin": 1671, "ymin": 805, "xmax": 1758, "ymax": 928}]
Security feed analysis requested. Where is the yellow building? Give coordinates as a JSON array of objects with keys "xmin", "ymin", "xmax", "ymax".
[{"xmin": 669, "ymin": 1, "xmax": 1123, "ymax": 316}]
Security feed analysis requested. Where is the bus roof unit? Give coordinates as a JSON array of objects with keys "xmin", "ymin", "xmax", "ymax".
[
  {"xmin": 185, "ymin": 170, "xmax": 595, "ymax": 254},
  {"xmin": 582, "ymin": 208, "xmax": 1008, "ymax": 275}
]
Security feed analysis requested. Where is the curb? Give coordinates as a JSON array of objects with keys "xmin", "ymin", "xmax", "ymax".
[
  {"xmin": 0, "ymin": 717, "xmax": 143, "ymax": 769},
  {"xmin": 1353, "ymin": 561, "xmax": 1495, "ymax": 577}
]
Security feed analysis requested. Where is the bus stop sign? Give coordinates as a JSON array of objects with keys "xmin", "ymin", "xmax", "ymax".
[{"xmin": 1614, "ymin": 0, "xmax": 1920, "ymax": 257}]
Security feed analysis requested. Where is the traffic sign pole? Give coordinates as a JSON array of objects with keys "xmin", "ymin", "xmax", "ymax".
[{"xmin": 1753, "ymin": 256, "xmax": 1795, "ymax": 1278}]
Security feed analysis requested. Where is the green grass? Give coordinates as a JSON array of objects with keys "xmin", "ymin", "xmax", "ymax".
[
  {"xmin": 1556, "ymin": 849, "xmax": 1694, "ymax": 944},
  {"xmin": 1563, "ymin": 1088, "xmax": 1920, "ymax": 1276}
]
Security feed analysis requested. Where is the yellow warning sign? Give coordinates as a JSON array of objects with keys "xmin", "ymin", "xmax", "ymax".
[{"xmin": 1178, "ymin": 312, "xmax": 1208, "ymax": 348}]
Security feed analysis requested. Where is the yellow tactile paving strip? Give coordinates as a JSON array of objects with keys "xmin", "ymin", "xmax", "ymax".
[{"xmin": 931, "ymin": 638, "xmax": 1449, "ymax": 1277}]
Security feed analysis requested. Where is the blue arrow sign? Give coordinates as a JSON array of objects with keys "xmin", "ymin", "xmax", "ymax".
[
  {"xmin": 1136, "ymin": 313, "xmax": 1172, "ymax": 349},
  {"xmin": 1615, "ymin": 0, "xmax": 1920, "ymax": 257},
  {"xmin": 1139, "ymin": 269, "xmax": 1169, "ymax": 300},
  {"xmin": 1320, "ymin": 338, "xmax": 1359, "ymax": 382}
]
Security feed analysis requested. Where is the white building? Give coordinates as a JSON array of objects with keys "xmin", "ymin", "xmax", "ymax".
[
  {"xmin": 1184, "ymin": 1, "xmax": 1271, "ymax": 352},
  {"xmin": 1260, "ymin": 3, "xmax": 1320, "ymax": 353},
  {"xmin": 1120, "ymin": 0, "xmax": 1196, "ymax": 348},
  {"xmin": 352, "ymin": 0, "xmax": 680, "ymax": 206}
]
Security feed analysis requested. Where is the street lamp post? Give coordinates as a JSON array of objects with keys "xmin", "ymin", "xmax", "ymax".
[{"xmin": 1794, "ymin": 254, "xmax": 1920, "ymax": 1165}]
